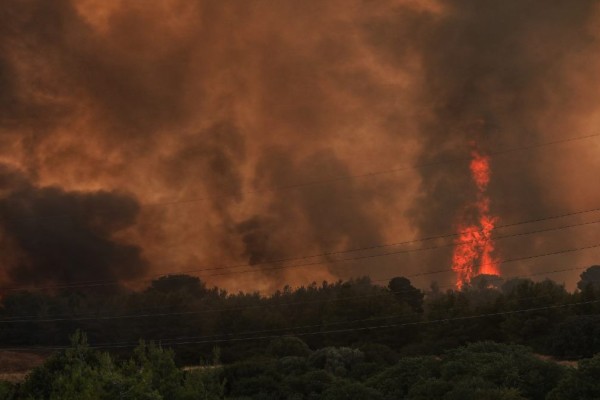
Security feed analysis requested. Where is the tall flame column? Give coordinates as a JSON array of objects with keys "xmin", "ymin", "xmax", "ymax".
[{"xmin": 451, "ymin": 145, "xmax": 500, "ymax": 289}]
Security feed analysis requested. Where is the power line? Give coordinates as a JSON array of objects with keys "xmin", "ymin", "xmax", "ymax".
[
  {"xmin": 102, "ymin": 300, "xmax": 600, "ymax": 348},
  {"xmin": 96, "ymin": 289, "xmax": 583, "ymax": 347},
  {"xmin": 3, "ymin": 206, "xmax": 599, "ymax": 292},
  {"xmin": 61, "ymin": 292, "xmax": 564, "ymax": 348},
  {"xmin": 5, "ymin": 299, "xmax": 599, "ymax": 351},
  {"xmin": 153, "ymin": 299, "xmax": 599, "ymax": 348},
  {"xmin": 166, "ymin": 208, "xmax": 600, "ymax": 276},
  {"xmin": 176, "ymin": 241, "xmax": 600, "ymax": 282}
]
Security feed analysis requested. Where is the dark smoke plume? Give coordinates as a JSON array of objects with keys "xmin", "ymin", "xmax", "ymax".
[{"xmin": 0, "ymin": 165, "xmax": 147, "ymax": 287}]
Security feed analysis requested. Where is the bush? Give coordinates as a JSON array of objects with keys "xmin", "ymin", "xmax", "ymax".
[
  {"xmin": 15, "ymin": 332, "xmax": 225, "ymax": 400},
  {"xmin": 283, "ymin": 369, "xmax": 334, "ymax": 398},
  {"xmin": 277, "ymin": 356, "xmax": 309, "ymax": 375},
  {"xmin": 359, "ymin": 343, "xmax": 399, "ymax": 365},
  {"xmin": 308, "ymin": 347, "xmax": 364, "ymax": 376},
  {"xmin": 441, "ymin": 342, "xmax": 564, "ymax": 400},
  {"xmin": 322, "ymin": 381, "xmax": 383, "ymax": 400},
  {"xmin": 440, "ymin": 377, "xmax": 526, "ymax": 400},
  {"xmin": 267, "ymin": 336, "xmax": 311, "ymax": 358},
  {"xmin": 547, "ymin": 353, "xmax": 600, "ymax": 400},
  {"xmin": 367, "ymin": 356, "xmax": 440, "ymax": 399},
  {"xmin": 0, "ymin": 382, "xmax": 14, "ymax": 400}
]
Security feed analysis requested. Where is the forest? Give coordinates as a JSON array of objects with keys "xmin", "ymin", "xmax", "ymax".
[{"xmin": 0, "ymin": 266, "xmax": 599, "ymax": 399}]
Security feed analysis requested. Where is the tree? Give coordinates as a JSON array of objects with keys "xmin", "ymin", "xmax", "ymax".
[
  {"xmin": 577, "ymin": 265, "xmax": 600, "ymax": 291},
  {"xmin": 17, "ymin": 330, "xmax": 119, "ymax": 400},
  {"xmin": 146, "ymin": 275, "xmax": 207, "ymax": 298},
  {"xmin": 388, "ymin": 277, "xmax": 424, "ymax": 312}
]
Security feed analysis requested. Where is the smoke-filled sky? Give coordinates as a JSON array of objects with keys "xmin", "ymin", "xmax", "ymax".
[{"xmin": 0, "ymin": 0, "xmax": 599, "ymax": 292}]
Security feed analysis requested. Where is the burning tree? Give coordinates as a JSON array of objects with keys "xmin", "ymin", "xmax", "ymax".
[{"xmin": 451, "ymin": 144, "xmax": 500, "ymax": 289}]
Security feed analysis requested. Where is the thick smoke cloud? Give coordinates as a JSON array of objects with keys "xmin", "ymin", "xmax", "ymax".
[
  {"xmin": 403, "ymin": 0, "xmax": 600, "ymax": 276},
  {"xmin": 0, "ymin": 165, "xmax": 147, "ymax": 287},
  {"xmin": 0, "ymin": 0, "xmax": 598, "ymax": 291}
]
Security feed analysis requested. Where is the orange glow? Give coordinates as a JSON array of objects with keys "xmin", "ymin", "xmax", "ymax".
[
  {"xmin": 451, "ymin": 147, "xmax": 500, "ymax": 289},
  {"xmin": 469, "ymin": 150, "xmax": 491, "ymax": 190}
]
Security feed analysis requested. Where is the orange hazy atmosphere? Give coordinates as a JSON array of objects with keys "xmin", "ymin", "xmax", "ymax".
[{"xmin": 0, "ymin": 0, "xmax": 599, "ymax": 293}]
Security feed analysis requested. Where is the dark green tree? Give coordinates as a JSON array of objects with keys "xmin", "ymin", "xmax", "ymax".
[{"xmin": 388, "ymin": 277, "xmax": 424, "ymax": 312}]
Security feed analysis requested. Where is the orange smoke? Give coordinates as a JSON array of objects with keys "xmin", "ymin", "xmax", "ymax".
[{"xmin": 451, "ymin": 146, "xmax": 500, "ymax": 289}]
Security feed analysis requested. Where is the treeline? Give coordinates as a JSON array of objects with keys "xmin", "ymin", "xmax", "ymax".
[
  {"xmin": 1, "ymin": 266, "xmax": 600, "ymax": 364},
  {"xmin": 2, "ymin": 333, "xmax": 600, "ymax": 399}
]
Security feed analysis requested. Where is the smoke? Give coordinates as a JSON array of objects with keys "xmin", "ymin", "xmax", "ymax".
[
  {"xmin": 403, "ymin": 0, "xmax": 600, "ymax": 280},
  {"xmin": 0, "ymin": 0, "xmax": 598, "ymax": 291},
  {"xmin": 234, "ymin": 148, "xmax": 393, "ymax": 288},
  {"xmin": 0, "ymin": 165, "xmax": 147, "ymax": 287}
]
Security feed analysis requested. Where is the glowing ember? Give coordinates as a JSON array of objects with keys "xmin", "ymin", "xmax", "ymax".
[{"xmin": 451, "ymin": 147, "xmax": 500, "ymax": 289}]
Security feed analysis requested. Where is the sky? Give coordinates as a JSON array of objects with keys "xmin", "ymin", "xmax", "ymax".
[{"xmin": 0, "ymin": 0, "xmax": 599, "ymax": 293}]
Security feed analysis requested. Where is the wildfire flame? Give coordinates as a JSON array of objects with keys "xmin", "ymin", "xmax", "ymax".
[{"xmin": 451, "ymin": 145, "xmax": 500, "ymax": 289}]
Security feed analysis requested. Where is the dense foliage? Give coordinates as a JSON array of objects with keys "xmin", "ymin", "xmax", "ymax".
[
  {"xmin": 2, "ymin": 331, "xmax": 224, "ymax": 400},
  {"xmin": 1, "ymin": 267, "xmax": 599, "ymax": 364},
  {"xmin": 1, "ymin": 267, "xmax": 599, "ymax": 398},
  {"xmin": 2, "ymin": 333, "xmax": 600, "ymax": 399}
]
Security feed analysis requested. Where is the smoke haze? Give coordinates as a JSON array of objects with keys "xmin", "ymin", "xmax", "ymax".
[{"xmin": 0, "ymin": 0, "xmax": 599, "ymax": 292}]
